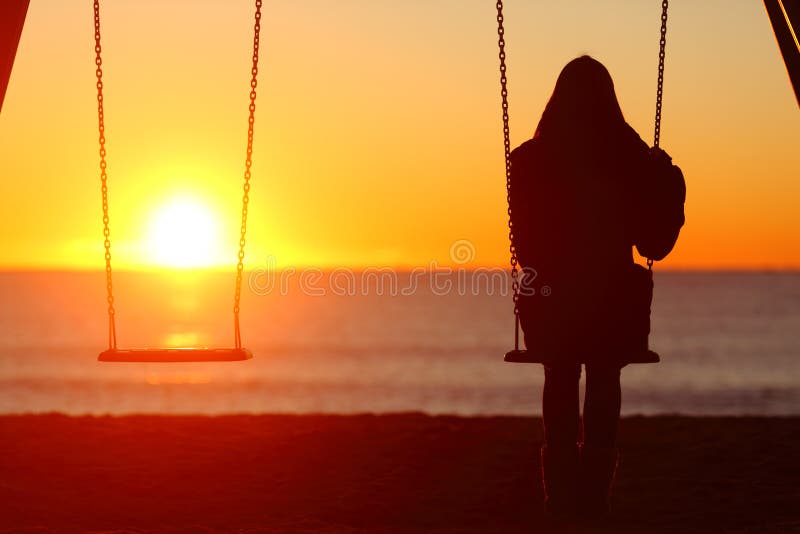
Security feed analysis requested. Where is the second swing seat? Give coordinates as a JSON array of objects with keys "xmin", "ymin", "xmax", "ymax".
[{"xmin": 98, "ymin": 347, "xmax": 253, "ymax": 363}]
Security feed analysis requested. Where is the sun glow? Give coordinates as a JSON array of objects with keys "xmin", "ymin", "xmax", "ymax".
[{"xmin": 146, "ymin": 197, "xmax": 225, "ymax": 268}]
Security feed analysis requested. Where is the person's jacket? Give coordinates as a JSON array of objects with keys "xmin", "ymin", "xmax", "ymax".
[{"xmin": 509, "ymin": 123, "xmax": 685, "ymax": 361}]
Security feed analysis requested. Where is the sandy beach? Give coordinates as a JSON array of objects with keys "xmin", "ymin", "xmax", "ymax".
[{"xmin": 1, "ymin": 414, "xmax": 798, "ymax": 533}]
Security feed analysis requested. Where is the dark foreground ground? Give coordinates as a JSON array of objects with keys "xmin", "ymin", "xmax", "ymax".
[{"xmin": 1, "ymin": 414, "xmax": 798, "ymax": 533}]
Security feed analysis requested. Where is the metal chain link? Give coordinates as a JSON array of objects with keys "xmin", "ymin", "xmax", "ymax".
[
  {"xmin": 648, "ymin": 0, "xmax": 669, "ymax": 271},
  {"xmin": 653, "ymin": 0, "xmax": 668, "ymax": 149},
  {"xmin": 94, "ymin": 0, "xmax": 116, "ymax": 349},
  {"xmin": 234, "ymin": 0, "xmax": 262, "ymax": 349},
  {"xmin": 496, "ymin": 0, "xmax": 520, "ymax": 350}
]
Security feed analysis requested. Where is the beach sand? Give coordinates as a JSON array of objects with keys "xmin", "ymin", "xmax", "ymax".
[{"xmin": 1, "ymin": 414, "xmax": 797, "ymax": 533}]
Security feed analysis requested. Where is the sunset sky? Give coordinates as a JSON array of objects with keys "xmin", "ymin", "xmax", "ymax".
[{"xmin": 1, "ymin": 0, "xmax": 798, "ymax": 270}]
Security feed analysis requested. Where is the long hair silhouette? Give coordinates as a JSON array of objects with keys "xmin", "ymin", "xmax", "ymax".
[{"xmin": 534, "ymin": 56, "xmax": 625, "ymax": 142}]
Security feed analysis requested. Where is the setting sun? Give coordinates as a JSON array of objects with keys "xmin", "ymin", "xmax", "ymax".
[{"xmin": 146, "ymin": 197, "xmax": 225, "ymax": 269}]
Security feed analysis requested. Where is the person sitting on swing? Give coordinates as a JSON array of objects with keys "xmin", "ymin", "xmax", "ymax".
[{"xmin": 510, "ymin": 55, "xmax": 685, "ymax": 518}]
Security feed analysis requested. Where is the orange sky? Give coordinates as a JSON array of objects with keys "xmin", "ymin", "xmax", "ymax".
[{"xmin": 0, "ymin": 0, "xmax": 798, "ymax": 270}]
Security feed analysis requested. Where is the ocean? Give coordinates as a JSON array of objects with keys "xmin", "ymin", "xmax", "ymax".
[{"xmin": 0, "ymin": 271, "xmax": 797, "ymax": 416}]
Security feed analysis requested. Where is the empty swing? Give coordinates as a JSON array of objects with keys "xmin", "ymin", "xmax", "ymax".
[
  {"xmin": 499, "ymin": 0, "xmax": 671, "ymax": 365},
  {"xmin": 94, "ymin": 0, "xmax": 263, "ymax": 363}
]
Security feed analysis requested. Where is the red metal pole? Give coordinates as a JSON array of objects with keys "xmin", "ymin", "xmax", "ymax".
[
  {"xmin": 0, "ymin": 0, "xmax": 30, "ymax": 113},
  {"xmin": 764, "ymin": 0, "xmax": 800, "ymax": 108}
]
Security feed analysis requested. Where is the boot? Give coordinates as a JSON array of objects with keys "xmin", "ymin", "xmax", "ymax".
[
  {"xmin": 540, "ymin": 443, "xmax": 580, "ymax": 518},
  {"xmin": 578, "ymin": 444, "xmax": 619, "ymax": 518}
]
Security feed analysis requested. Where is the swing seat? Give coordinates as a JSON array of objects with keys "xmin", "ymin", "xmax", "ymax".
[
  {"xmin": 504, "ymin": 349, "xmax": 660, "ymax": 364},
  {"xmin": 98, "ymin": 347, "xmax": 253, "ymax": 363}
]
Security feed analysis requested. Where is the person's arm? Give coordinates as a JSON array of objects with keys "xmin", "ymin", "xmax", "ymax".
[
  {"xmin": 509, "ymin": 140, "xmax": 537, "ymax": 267},
  {"xmin": 634, "ymin": 147, "xmax": 686, "ymax": 261}
]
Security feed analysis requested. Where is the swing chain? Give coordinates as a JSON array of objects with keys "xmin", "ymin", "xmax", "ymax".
[
  {"xmin": 653, "ymin": 0, "xmax": 668, "ymax": 149},
  {"xmin": 94, "ymin": 0, "xmax": 117, "ymax": 349},
  {"xmin": 496, "ymin": 0, "xmax": 520, "ymax": 349},
  {"xmin": 234, "ymin": 0, "xmax": 262, "ymax": 349},
  {"xmin": 648, "ymin": 0, "xmax": 669, "ymax": 271}
]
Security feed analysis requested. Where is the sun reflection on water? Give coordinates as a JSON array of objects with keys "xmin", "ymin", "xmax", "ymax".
[{"xmin": 163, "ymin": 332, "xmax": 202, "ymax": 347}]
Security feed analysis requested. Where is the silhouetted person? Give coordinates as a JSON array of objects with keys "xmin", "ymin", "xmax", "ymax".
[{"xmin": 510, "ymin": 56, "xmax": 685, "ymax": 518}]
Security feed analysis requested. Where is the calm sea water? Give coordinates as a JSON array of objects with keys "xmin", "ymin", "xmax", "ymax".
[{"xmin": 0, "ymin": 271, "xmax": 797, "ymax": 415}]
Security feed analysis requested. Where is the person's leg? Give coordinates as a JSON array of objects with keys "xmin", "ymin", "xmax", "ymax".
[
  {"xmin": 583, "ymin": 364, "xmax": 622, "ymax": 448},
  {"xmin": 543, "ymin": 362, "xmax": 582, "ymax": 446},
  {"xmin": 580, "ymin": 363, "xmax": 623, "ymax": 517},
  {"xmin": 540, "ymin": 362, "xmax": 582, "ymax": 516}
]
